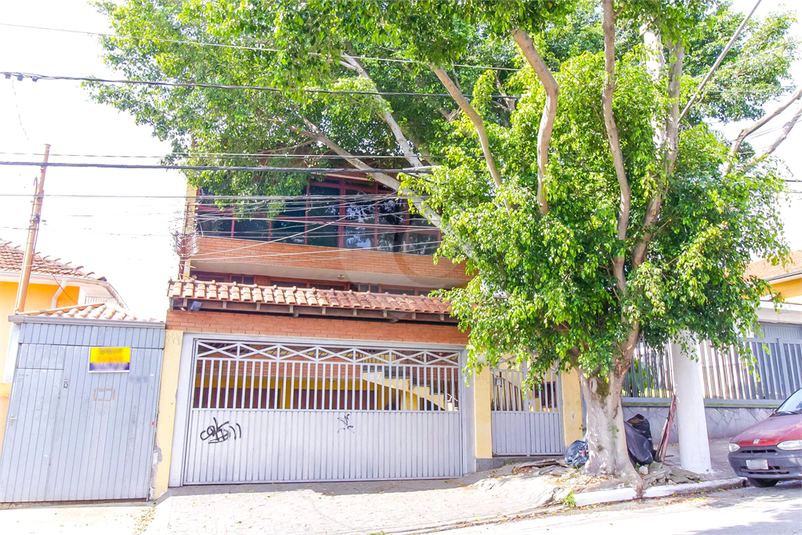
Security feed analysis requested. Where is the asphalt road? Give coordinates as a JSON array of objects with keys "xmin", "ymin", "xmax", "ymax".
[{"xmin": 446, "ymin": 481, "xmax": 802, "ymax": 535}]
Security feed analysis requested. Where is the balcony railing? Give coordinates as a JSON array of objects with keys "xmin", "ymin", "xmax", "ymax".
[{"xmin": 195, "ymin": 180, "xmax": 440, "ymax": 255}]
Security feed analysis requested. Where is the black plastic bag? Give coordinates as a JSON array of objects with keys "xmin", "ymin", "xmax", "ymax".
[
  {"xmin": 564, "ymin": 439, "xmax": 589, "ymax": 468},
  {"xmin": 625, "ymin": 414, "xmax": 656, "ymax": 466}
]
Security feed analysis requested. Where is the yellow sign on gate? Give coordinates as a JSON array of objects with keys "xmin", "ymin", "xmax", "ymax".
[{"xmin": 89, "ymin": 347, "xmax": 131, "ymax": 372}]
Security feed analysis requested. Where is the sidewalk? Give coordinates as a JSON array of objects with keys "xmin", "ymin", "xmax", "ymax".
[
  {"xmin": 664, "ymin": 438, "xmax": 737, "ymax": 480},
  {"xmin": 0, "ymin": 438, "xmax": 741, "ymax": 535}
]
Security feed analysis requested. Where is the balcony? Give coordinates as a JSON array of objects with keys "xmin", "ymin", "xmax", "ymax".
[{"xmin": 196, "ymin": 178, "xmax": 440, "ymax": 256}]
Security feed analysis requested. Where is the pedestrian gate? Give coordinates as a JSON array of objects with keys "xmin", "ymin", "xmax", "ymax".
[
  {"xmin": 491, "ymin": 367, "xmax": 563, "ymax": 455},
  {"xmin": 182, "ymin": 340, "xmax": 463, "ymax": 483}
]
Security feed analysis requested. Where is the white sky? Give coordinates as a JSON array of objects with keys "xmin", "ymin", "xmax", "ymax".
[{"xmin": 0, "ymin": 0, "xmax": 800, "ymax": 320}]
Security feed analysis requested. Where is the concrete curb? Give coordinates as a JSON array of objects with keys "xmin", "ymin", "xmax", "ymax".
[
  {"xmin": 574, "ymin": 477, "xmax": 746, "ymax": 507},
  {"xmin": 641, "ymin": 477, "xmax": 746, "ymax": 499},
  {"xmin": 397, "ymin": 478, "xmax": 748, "ymax": 534},
  {"xmin": 383, "ymin": 506, "xmax": 554, "ymax": 535}
]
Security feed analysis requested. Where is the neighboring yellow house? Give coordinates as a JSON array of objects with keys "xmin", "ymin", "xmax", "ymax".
[
  {"xmin": 747, "ymin": 249, "xmax": 802, "ymax": 301},
  {"xmin": 0, "ymin": 239, "xmax": 125, "ymax": 453},
  {"xmin": 748, "ymin": 250, "xmax": 802, "ymax": 337}
]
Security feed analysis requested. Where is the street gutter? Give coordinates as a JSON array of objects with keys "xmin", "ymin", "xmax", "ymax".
[{"xmin": 392, "ymin": 477, "xmax": 749, "ymax": 534}]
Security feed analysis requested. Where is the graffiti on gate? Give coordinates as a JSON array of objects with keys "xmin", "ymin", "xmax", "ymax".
[
  {"xmin": 200, "ymin": 417, "xmax": 242, "ymax": 444},
  {"xmin": 337, "ymin": 413, "xmax": 355, "ymax": 433}
]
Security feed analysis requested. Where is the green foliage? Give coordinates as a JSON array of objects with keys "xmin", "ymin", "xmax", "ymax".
[{"xmin": 91, "ymin": 0, "xmax": 792, "ymax": 387}]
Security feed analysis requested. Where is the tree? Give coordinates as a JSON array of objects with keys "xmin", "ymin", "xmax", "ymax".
[{"xmin": 91, "ymin": 0, "xmax": 798, "ymax": 482}]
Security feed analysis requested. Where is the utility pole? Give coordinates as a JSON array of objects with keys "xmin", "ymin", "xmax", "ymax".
[{"xmin": 14, "ymin": 144, "xmax": 50, "ymax": 314}]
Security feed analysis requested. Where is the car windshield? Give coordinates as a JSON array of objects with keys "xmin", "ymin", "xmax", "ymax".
[{"xmin": 776, "ymin": 389, "xmax": 802, "ymax": 414}]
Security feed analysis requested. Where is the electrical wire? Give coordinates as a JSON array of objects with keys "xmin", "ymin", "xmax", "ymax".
[
  {"xmin": 4, "ymin": 70, "xmax": 789, "ymax": 98},
  {"xmin": 0, "ymin": 160, "xmax": 433, "ymax": 173},
  {"xmin": 2, "ymin": 71, "xmax": 509, "ymax": 99},
  {"xmin": 9, "ymin": 80, "xmax": 30, "ymax": 142},
  {"xmin": 0, "ymin": 150, "xmax": 438, "ymax": 160},
  {"xmin": 0, "ymin": 22, "xmax": 519, "ymax": 72},
  {"xmin": 0, "ymin": 224, "xmax": 443, "ymax": 256},
  {"xmin": 0, "ymin": 193, "xmax": 404, "ymax": 200}
]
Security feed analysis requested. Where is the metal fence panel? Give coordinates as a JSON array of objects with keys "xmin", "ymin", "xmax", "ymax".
[
  {"xmin": 625, "ymin": 336, "xmax": 802, "ymax": 402},
  {"xmin": 489, "ymin": 368, "xmax": 563, "ymax": 455}
]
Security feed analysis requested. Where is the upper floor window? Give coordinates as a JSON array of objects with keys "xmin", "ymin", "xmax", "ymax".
[{"xmin": 196, "ymin": 177, "xmax": 440, "ymax": 255}]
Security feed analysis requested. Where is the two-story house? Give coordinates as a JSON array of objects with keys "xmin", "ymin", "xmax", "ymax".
[{"xmin": 152, "ymin": 177, "xmax": 583, "ymax": 497}]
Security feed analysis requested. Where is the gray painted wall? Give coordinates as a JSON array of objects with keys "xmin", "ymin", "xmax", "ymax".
[
  {"xmin": 0, "ymin": 320, "xmax": 164, "ymax": 502},
  {"xmin": 759, "ymin": 322, "xmax": 802, "ymax": 340},
  {"xmin": 623, "ymin": 402, "xmax": 779, "ymax": 443}
]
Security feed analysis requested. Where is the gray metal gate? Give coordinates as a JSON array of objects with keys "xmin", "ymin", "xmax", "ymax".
[
  {"xmin": 183, "ymin": 340, "xmax": 463, "ymax": 483},
  {"xmin": 491, "ymin": 367, "xmax": 563, "ymax": 455},
  {"xmin": 0, "ymin": 322, "xmax": 164, "ymax": 502}
]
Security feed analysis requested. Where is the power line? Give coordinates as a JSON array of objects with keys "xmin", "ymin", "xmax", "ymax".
[
  {"xmin": 0, "ymin": 225, "xmax": 443, "ymax": 256},
  {"xmin": 0, "ymin": 151, "xmax": 435, "ymax": 160},
  {"xmin": 3, "ymin": 71, "xmax": 518, "ymax": 100},
  {"xmin": 0, "ymin": 161, "xmax": 433, "ymax": 173},
  {"xmin": 6, "ymin": 70, "xmax": 788, "ymax": 99},
  {"xmin": 9, "ymin": 80, "xmax": 30, "ymax": 142},
  {"xmin": 0, "ymin": 192, "xmax": 403, "ymax": 200},
  {"xmin": 185, "ymin": 241, "xmax": 443, "ymax": 262},
  {"xmin": 0, "ymin": 22, "xmax": 518, "ymax": 72}
]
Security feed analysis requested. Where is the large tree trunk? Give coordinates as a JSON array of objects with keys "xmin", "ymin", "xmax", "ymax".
[{"xmin": 578, "ymin": 369, "xmax": 641, "ymax": 485}]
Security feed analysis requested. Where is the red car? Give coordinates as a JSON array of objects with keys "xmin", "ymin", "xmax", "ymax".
[{"xmin": 728, "ymin": 388, "xmax": 802, "ymax": 487}]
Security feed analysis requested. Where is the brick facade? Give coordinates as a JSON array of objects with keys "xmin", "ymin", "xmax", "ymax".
[
  {"xmin": 167, "ymin": 309, "xmax": 468, "ymax": 346},
  {"xmin": 193, "ymin": 237, "xmax": 470, "ymax": 282}
]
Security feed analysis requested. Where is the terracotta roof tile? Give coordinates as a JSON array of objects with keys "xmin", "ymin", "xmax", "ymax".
[
  {"xmin": 0, "ymin": 239, "xmax": 103, "ymax": 280},
  {"xmin": 168, "ymin": 280, "xmax": 450, "ymax": 315},
  {"xmin": 746, "ymin": 250, "xmax": 802, "ymax": 280},
  {"xmin": 17, "ymin": 303, "xmax": 155, "ymax": 322}
]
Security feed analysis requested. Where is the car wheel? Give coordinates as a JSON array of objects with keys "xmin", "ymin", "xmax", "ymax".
[{"xmin": 747, "ymin": 478, "xmax": 779, "ymax": 488}]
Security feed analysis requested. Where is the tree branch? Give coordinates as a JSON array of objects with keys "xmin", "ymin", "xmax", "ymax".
[
  {"xmin": 511, "ymin": 28, "xmax": 558, "ymax": 215},
  {"xmin": 602, "ymin": 0, "xmax": 630, "ymax": 293},
  {"xmin": 741, "ymin": 100, "xmax": 802, "ymax": 173},
  {"xmin": 290, "ymin": 117, "xmax": 444, "ymax": 230},
  {"xmin": 664, "ymin": 44, "xmax": 685, "ymax": 179},
  {"xmin": 643, "ymin": 26, "xmax": 666, "ymax": 148},
  {"xmin": 634, "ymin": 40, "xmax": 684, "ymax": 268},
  {"xmin": 679, "ymin": 0, "xmax": 763, "ymax": 122},
  {"xmin": 725, "ymin": 85, "xmax": 802, "ymax": 176},
  {"xmin": 341, "ymin": 53, "xmax": 424, "ymax": 168},
  {"xmin": 431, "ymin": 65, "xmax": 504, "ymax": 188}
]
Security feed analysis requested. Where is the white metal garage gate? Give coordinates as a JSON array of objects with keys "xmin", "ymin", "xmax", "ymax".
[
  {"xmin": 182, "ymin": 340, "xmax": 463, "ymax": 484},
  {"xmin": 491, "ymin": 367, "xmax": 564, "ymax": 455}
]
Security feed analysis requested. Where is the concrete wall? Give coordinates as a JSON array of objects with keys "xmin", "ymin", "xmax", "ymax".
[
  {"xmin": 560, "ymin": 368, "xmax": 584, "ymax": 445},
  {"xmin": 623, "ymin": 400, "xmax": 779, "ymax": 442},
  {"xmin": 193, "ymin": 237, "xmax": 471, "ymax": 283},
  {"xmin": 152, "ymin": 329, "xmax": 183, "ymax": 499}
]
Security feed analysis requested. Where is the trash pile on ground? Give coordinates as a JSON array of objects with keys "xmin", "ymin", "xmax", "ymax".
[
  {"xmin": 556, "ymin": 413, "xmax": 702, "ymax": 488},
  {"xmin": 474, "ymin": 411, "xmax": 705, "ymax": 509},
  {"xmin": 511, "ymin": 458, "xmax": 572, "ymax": 477},
  {"xmin": 641, "ymin": 463, "xmax": 702, "ymax": 486},
  {"xmin": 625, "ymin": 413, "xmax": 656, "ymax": 466}
]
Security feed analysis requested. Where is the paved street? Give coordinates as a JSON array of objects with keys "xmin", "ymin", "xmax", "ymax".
[
  {"xmin": 0, "ymin": 441, "xmax": 796, "ymax": 535},
  {"xmin": 449, "ymin": 482, "xmax": 802, "ymax": 535},
  {"xmin": 2, "ymin": 480, "xmax": 799, "ymax": 535}
]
